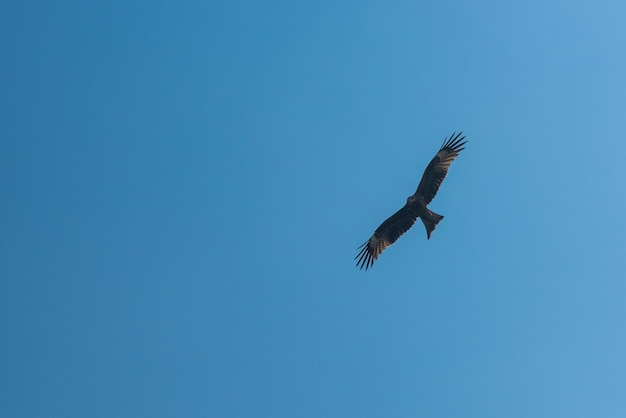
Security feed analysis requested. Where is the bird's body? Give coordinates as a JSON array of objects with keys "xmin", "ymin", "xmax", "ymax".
[{"xmin": 355, "ymin": 132, "xmax": 467, "ymax": 270}]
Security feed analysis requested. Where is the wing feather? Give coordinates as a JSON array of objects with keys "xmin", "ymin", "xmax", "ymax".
[
  {"xmin": 415, "ymin": 132, "xmax": 466, "ymax": 205},
  {"xmin": 355, "ymin": 205, "xmax": 418, "ymax": 270}
]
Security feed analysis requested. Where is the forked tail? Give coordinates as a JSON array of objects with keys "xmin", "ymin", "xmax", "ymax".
[{"xmin": 421, "ymin": 210, "xmax": 444, "ymax": 239}]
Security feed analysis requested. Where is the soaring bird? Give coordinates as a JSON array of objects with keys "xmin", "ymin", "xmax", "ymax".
[{"xmin": 355, "ymin": 132, "xmax": 467, "ymax": 270}]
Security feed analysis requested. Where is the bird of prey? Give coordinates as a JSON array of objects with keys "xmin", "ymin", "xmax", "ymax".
[{"xmin": 355, "ymin": 132, "xmax": 467, "ymax": 270}]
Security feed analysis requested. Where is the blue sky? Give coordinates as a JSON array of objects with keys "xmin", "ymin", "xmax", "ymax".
[{"xmin": 2, "ymin": 0, "xmax": 626, "ymax": 417}]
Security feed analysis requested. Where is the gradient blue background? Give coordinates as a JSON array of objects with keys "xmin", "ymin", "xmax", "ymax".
[{"xmin": 2, "ymin": 1, "xmax": 626, "ymax": 417}]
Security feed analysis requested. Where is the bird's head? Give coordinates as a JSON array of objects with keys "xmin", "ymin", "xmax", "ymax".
[{"xmin": 406, "ymin": 195, "xmax": 416, "ymax": 204}]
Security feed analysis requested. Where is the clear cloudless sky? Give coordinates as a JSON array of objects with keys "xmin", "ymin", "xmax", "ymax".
[{"xmin": 2, "ymin": 0, "xmax": 626, "ymax": 417}]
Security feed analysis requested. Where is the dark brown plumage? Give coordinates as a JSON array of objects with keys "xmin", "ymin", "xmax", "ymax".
[{"xmin": 355, "ymin": 132, "xmax": 467, "ymax": 270}]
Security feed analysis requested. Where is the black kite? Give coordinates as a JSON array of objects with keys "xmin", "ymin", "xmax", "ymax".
[{"xmin": 355, "ymin": 132, "xmax": 467, "ymax": 270}]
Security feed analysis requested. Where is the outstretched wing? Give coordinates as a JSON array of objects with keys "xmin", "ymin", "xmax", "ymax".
[
  {"xmin": 415, "ymin": 132, "xmax": 466, "ymax": 205},
  {"xmin": 355, "ymin": 205, "xmax": 418, "ymax": 270}
]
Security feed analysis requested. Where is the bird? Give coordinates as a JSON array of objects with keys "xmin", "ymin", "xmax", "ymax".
[{"xmin": 355, "ymin": 132, "xmax": 467, "ymax": 270}]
